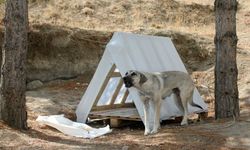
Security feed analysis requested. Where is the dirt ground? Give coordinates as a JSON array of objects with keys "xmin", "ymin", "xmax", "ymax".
[
  {"xmin": 0, "ymin": 0, "xmax": 250, "ymax": 149},
  {"xmin": 0, "ymin": 76, "xmax": 250, "ymax": 150}
]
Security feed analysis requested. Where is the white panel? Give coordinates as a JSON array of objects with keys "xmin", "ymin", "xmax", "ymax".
[{"xmin": 76, "ymin": 50, "xmax": 114, "ymax": 123}]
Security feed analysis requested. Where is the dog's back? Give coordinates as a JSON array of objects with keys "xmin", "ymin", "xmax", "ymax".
[{"xmin": 157, "ymin": 71, "xmax": 194, "ymax": 90}]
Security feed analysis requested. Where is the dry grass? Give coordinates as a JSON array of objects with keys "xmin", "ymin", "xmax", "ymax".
[{"xmin": 27, "ymin": 0, "xmax": 214, "ymax": 32}]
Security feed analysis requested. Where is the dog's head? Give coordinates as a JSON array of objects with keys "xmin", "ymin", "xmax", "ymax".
[{"xmin": 122, "ymin": 70, "xmax": 147, "ymax": 88}]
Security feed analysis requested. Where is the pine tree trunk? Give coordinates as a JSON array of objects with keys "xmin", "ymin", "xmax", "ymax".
[
  {"xmin": 214, "ymin": 0, "xmax": 239, "ymax": 119},
  {"xmin": 0, "ymin": 0, "xmax": 28, "ymax": 129}
]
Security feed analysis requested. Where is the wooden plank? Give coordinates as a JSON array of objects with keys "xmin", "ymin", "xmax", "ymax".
[
  {"xmin": 111, "ymin": 72, "xmax": 121, "ymax": 77},
  {"xmin": 110, "ymin": 119, "xmax": 122, "ymax": 127},
  {"xmin": 121, "ymin": 89, "xmax": 129, "ymax": 104},
  {"xmin": 93, "ymin": 64, "xmax": 116, "ymax": 107},
  {"xmin": 89, "ymin": 107, "xmax": 140, "ymax": 121},
  {"xmin": 109, "ymin": 78, "xmax": 124, "ymax": 105},
  {"xmin": 92, "ymin": 103, "xmax": 135, "ymax": 111}
]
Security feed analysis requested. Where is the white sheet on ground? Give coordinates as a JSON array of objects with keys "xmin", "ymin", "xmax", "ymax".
[{"xmin": 36, "ymin": 114, "xmax": 112, "ymax": 139}]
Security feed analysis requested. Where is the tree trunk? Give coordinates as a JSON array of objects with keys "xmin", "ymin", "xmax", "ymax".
[
  {"xmin": 0, "ymin": 0, "xmax": 28, "ymax": 129},
  {"xmin": 214, "ymin": 0, "xmax": 239, "ymax": 119}
]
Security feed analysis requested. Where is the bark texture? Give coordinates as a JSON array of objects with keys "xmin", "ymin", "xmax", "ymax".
[
  {"xmin": 214, "ymin": 0, "xmax": 239, "ymax": 119},
  {"xmin": 0, "ymin": 0, "xmax": 28, "ymax": 129}
]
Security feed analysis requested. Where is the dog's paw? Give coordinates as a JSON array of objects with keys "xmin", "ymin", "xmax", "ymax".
[
  {"xmin": 144, "ymin": 130, "xmax": 150, "ymax": 136},
  {"xmin": 150, "ymin": 129, "xmax": 158, "ymax": 134},
  {"xmin": 180, "ymin": 121, "xmax": 188, "ymax": 126}
]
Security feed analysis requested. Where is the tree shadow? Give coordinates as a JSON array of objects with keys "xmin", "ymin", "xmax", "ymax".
[{"xmin": 23, "ymin": 128, "xmax": 123, "ymax": 149}]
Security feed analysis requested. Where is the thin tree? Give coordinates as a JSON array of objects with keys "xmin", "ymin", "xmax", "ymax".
[
  {"xmin": 0, "ymin": 0, "xmax": 28, "ymax": 129},
  {"xmin": 214, "ymin": 0, "xmax": 239, "ymax": 119}
]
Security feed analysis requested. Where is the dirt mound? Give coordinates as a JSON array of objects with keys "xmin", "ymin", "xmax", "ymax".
[
  {"xmin": 0, "ymin": 0, "xmax": 215, "ymax": 82},
  {"xmin": 0, "ymin": 24, "xmax": 112, "ymax": 82},
  {"xmin": 0, "ymin": 24, "xmax": 213, "ymax": 82},
  {"xmin": 26, "ymin": 24, "xmax": 112, "ymax": 82}
]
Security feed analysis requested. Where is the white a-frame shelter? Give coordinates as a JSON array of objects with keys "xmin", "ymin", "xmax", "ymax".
[{"xmin": 76, "ymin": 32, "xmax": 208, "ymax": 124}]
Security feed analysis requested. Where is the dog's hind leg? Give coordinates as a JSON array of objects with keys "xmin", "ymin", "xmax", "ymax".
[
  {"xmin": 172, "ymin": 88, "xmax": 184, "ymax": 113},
  {"xmin": 180, "ymin": 92, "xmax": 189, "ymax": 126}
]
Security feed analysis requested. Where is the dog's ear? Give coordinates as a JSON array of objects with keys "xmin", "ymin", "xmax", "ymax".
[{"xmin": 139, "ymin": 73, "xmax": 147, "ymax": 85}]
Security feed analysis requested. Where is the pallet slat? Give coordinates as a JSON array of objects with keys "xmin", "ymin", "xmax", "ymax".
[{"xmin": 89, "ymin": 107, "xmax": 141, "ymax": 121}]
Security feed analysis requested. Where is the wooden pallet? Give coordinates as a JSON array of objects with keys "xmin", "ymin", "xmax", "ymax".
[
  {"xmin": 89, "ymin": 108, "xmax": 208, "ymax": 127},
  {"xmin": 89, "ymin": 107, "xmax": 141, "ymax": 127}
]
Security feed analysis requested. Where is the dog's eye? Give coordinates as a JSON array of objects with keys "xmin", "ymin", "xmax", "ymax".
[
  {"xmin": 131, "ymin": 72, "xmax": 136, "ymax": 76},
  {"xmin": 125, "ymin": 72, "xmax": 128, "ymax": 76}
]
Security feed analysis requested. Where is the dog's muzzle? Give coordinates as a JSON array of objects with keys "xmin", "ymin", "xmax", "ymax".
[{"xmin": 122, "ymin": 76, "xmax": 134, "ymax": 88}]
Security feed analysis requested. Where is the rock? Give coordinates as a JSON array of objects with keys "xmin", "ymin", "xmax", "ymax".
[
  {"xmin": 122, "ymin": 146, "xmax": 129, "ymax": 150},
  {"xmin": 27, "ymin": 80, "xmax": 43, "ymax": 90}
]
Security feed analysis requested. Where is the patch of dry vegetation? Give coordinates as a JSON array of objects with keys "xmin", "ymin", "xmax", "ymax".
[{"xmin": 28, "ymin": 0, "xmax": 214, "ymax": 32}]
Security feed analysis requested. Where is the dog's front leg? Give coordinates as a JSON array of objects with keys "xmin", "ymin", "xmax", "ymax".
[
  {"xmin": 142, "ymin": 98, "xmax": 151, "ymax": 135},
  {"xmin": 151, "ymin": 96, "xmax": 162, "ymax": 134}
]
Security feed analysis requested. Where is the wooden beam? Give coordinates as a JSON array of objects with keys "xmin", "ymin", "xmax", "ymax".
[
  {"xmin": 121, "ymin": 89, "xmax": 129, "ymax": 104},
  {"xmin": 111, "ymin": 72, "xmax": 122, "ymax": 77},
  {"xmin": 93, "ymin": 64, "xmax": 116, "ymax": 107},
  {"xmin": 109, "ymin": 78, "xmax": 124, "ymax": 105}
]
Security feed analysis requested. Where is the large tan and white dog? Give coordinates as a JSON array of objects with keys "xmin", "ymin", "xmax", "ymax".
[{"xmin": 122, "ymin": 70, "xmax": 203, "ymax": 135}]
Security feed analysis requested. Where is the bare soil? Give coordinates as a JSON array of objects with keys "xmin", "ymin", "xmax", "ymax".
[
  {"xmin": 0, "ymin": 0, "xmax": 250, "ymax": 149},
  {"xmin": 1, "ymin": 76, "xmax": 250, "ymax": 150}
]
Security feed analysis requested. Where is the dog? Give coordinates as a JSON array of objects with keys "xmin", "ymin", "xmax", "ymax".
[{"xmin": 122, "ymin": 70, "xmax": 203, "ymax": 135}]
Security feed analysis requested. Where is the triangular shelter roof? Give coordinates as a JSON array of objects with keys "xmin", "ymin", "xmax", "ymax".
[{"xmin": 76, "ymin": 32, "xmax": 208, "ymax": 123}]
